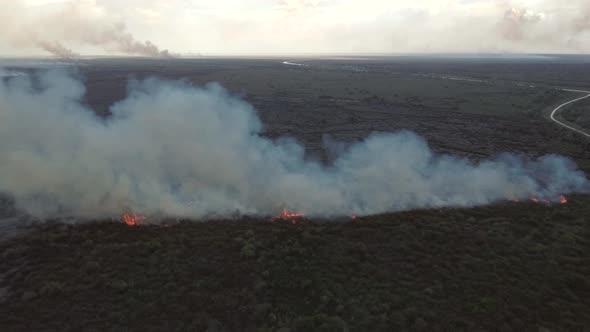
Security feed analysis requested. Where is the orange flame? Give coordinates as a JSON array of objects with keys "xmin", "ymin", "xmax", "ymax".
[
  {"xmin": 560, "ymin": 195, "xmax": 568, "ymax": 204},
  {"xmin": 123, "ymin": 213, "xmax": 146, "ymax": 226},
  {"xmin": 509, "ymin": 193, "xmax": 569, "ymax": 205},
  {"xmin": 528, "ymin": 195, "xmax": 567, "ymax": 205},
  {"xmin": 279, "ymin": 208, "xmax": 304, "ymax": 219},
  {"xmin": 272, "ymin": 208, "xmax": 305, "ymax": 224}
]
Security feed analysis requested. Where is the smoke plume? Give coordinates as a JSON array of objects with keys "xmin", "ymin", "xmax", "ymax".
[
  {"xmin": 500, "ymin": 8, "xmax": 544, "ymax": 41},
  {"xmin": 37, "ymin": 41, "xmax": 80, "ymax": 60},
  {"xmin": 0, "ymin": 70, "xmax": 588, "ymax": 221},
  {"xmin": 1, "ymin": 1, "xmax": 172, "ymax": 58},
  {"xmin": 493, "ymin": 2, "xmax": 590, "ymax": 52}
]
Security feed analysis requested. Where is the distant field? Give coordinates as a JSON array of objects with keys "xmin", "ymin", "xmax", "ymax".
[{"xmin": 72, "ymin": 57, "xmax": 590, "ymax": 168}]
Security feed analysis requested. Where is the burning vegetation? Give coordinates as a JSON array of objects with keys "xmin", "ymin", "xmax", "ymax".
[
  {"xmin": 527, "ymin": 194, "xmax": 568, "ymax": 205},
  {"xmin": 272, "ymin": 209, "xmax": 307, "ymax": 224},
  {"xmin": 1, "ymin": 71, "xmax": 589, "ymax": 221},
  {"xmin": 122, "ymin": 213, "xmax": 145, "ymax": 227},
  {"xmin": 121, "ymin": 194, "xmax": 570, "ymax": 226},
  {"xmin": 3, "ymin": 194, "xmax": 590, "ymax": 331}
]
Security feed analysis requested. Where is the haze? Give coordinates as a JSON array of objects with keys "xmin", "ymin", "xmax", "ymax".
[{"xmin": 2, "ymin": 0, "xmax": 590, "ymax": 56}]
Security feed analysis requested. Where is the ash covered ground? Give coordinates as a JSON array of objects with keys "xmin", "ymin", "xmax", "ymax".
[{"xmin": 1, "ymin": 56, "xmax": 590, "ymax": 331}]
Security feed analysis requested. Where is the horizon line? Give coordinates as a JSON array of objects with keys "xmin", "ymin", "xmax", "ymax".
[{"xmin": 2, "ymin": 52, "xmax": 590, "ymax": 60}]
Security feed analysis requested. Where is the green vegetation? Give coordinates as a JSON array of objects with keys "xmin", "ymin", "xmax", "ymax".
[
  {"xmin": 81, "ymin": 59, "xmax": 590, "ymax": 167},
  {"xmin": 2, "ymin": 196, "xmax": 590, "ymax": 331},
  {"xmin": 561, "ymin": 97, "xmax": 590, "ymax": 131},
  {"xmin": 3, "ymin": 57, "xmax": 590, "ymax": 331}
]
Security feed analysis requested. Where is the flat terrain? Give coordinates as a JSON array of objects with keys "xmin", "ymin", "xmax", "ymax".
[
  {"xmin": 75, "ymin": 57, "xmax": 590, "ymax": 168},
  {"xmin": 1, "ymin": 55, "xmax": 590, "ymax": 331},
  {"xmin": 562, "ymin": 97, "xmax": 590, "ymax": 133},
  {"xmin": 1, "ymin": 197, "xmax": 590, "ymax": 331}
]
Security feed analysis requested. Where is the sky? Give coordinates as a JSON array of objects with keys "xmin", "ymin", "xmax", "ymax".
[{"xmin": 1, "ymin": 0, "xmax": 590, "ymax": 56}]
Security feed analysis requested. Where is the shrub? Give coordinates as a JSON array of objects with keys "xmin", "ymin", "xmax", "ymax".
[{"xmin": 241, "ymin": 243, "xmax": 256, "ymax": 258}]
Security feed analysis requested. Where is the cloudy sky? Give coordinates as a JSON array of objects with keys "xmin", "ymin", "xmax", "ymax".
[{"xmin": 2, "ymin": 0, "xmax": 590, "ymax": 56}]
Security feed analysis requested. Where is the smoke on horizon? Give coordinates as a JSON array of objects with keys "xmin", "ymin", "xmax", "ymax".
[
  {"xmin": 37, "ymin": 41, "xmax": 80, "ymax": 60},
  {"xmin": 0, "ymin": 1, "xmax": 173, "ymax": 59},
  {"xmin": 0, "ymin": 69, "xmax": 588, "ymax": 221}
]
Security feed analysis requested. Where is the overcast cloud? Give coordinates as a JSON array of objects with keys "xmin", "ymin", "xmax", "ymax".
[{"xmin": 2, "ymin": 0, "xmax": 590, "ymax": 55}]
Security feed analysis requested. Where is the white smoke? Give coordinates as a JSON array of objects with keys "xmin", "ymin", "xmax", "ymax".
[
  {"xmin": 1, "ymin": 1, "xmax": 173, "ymax": 58},
  {"xmin": 500, "ymin": 8, "xmax": 545, "ymax": 41},
  {"xmin": 37, "ymin": 41, "xmax": 80, "ymax": 60},
  {"xmin": 0, "ymin": 70, "xmax": 588, "ymax": 221}
]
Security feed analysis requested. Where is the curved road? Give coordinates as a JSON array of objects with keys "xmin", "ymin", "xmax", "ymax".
[
  {"xmin": 550, "ymin": 89, "xmax": 590, "ymax": 138},
  {"xmin": 281, "ymin": 59, "xmax": 590, "ymax": 137}
]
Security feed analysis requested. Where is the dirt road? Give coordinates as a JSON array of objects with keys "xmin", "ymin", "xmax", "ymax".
[{"xmin": 549, "ymin": 89, "xmax": 590, "ymax": 137}]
